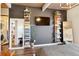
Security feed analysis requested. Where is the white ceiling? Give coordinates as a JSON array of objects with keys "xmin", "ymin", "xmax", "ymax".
[{"xmin": 13, "ymin": 3, "xmax": 79, "ymax": 10}]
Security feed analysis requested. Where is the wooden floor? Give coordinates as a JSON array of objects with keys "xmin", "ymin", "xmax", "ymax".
[
  {"xmin": 1, "ymin": 45, "xmax": 16, "ymax": 56},
  {"xmin": 15, "ymin": 48, "xmax": 35, "ymax": 56},
  {"xmin": 35, "ymin": 48, "xmax": 47, "ymax": 56},
  {"xmin": 1, "ymin": 43, "xmax": 79, "ymax": 56},
  {"xmin": 1, "ymin": 44, "xmax": 35, "ymax": 56}
]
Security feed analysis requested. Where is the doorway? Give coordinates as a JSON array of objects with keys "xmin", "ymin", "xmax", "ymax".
[{"xmin": 9, "ymin": 18, "xmax": 24, "ymax": 49}]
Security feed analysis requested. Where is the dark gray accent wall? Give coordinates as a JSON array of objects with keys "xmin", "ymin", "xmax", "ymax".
[
  {"xmin": 10, "ymin": 4, "xmax": 25, "ymax": 18},
  {"xmin": 61, "ymin": 10, "xmax": 67, "ymax": 21},
  {"xmin": 53, "ymin": 10, "xmax": 67, "ymax": 21},
  {"xmin": 30, "ymin": 8, "xmax": 53, "ymax": 44}
]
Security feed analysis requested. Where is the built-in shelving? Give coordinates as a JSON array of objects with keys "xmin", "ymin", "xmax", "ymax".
[
  {"xmin": 53, "ymin": 11, "xmax": 63, "ymax": 42},
  {"xmin": 24, "ymin": 9, "xmax": 31, "ymax": 47}
]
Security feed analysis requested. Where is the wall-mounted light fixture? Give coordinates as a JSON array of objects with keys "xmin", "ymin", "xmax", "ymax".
[{"xmin": 36, "ymin": 17, "xmax": 41, "ymax": 22}]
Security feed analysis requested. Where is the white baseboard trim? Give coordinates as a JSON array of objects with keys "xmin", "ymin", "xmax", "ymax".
[
  {"xmin": 9, "ymin": 42, "xmax": 61, "ymax": 50},
  {"xmin": 34, "ymin": 42, "xmax": 61, "ymax": 47}
]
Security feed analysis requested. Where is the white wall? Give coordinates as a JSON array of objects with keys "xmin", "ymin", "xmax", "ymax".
[{"xmin": 67, "ymin": 5, "xmax": 79, "ymax": 44}]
